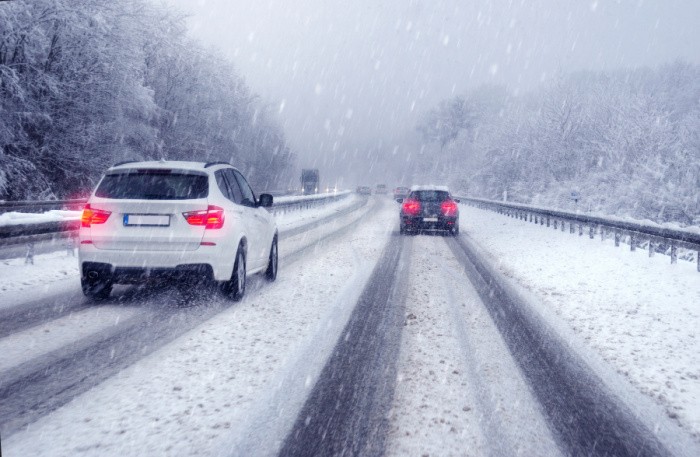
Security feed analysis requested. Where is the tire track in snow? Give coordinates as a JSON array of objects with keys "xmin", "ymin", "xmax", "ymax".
[
  {"xmin": 446, "ymin": 235, "xmax": 673, "ymax": 457},
  {"xmin": 279, "ymin": 231, "xmax": 411, "ymax": 457},
  {"xmin": 386, "ymin": 235, "xmax": 561, "ymax": 457}
]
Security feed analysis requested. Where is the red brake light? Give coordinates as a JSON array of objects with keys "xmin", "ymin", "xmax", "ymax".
[
  {"xmin": 441, "ymin": 200, "xmax": 458, "ymax": 216},
  {"xmin": 183, "ymin": 205, "xmax": 225, "ymax": 229},
  {"xmin": 81, "ymin": 204, "xmax": 111, "ymax": 227},
  {"xmin": 402, "ymin": 199, "xmax": 421, "ymax": 216}
]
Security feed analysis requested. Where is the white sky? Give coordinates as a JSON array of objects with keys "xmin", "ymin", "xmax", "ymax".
[{"xmin": 161, "ymin": 0, "xmax": 700, "ymax": 185}]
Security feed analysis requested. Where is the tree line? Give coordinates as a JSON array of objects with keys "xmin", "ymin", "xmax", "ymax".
[
  {"xmin": 416, "ymin": 61, "xmax": 700, "ymax": 225},
  {"xmin": 0, "ymin": 0, "xmax": 294, "ymax": 200}
]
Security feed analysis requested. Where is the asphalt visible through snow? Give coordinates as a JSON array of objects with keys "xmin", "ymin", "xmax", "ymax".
[
  {"xmin": 279, "ymin": 232, "xmax": 411, "ymax": 456},
  {"xmin": 0, "ymin": 287, "xmax": 234, "ymax": 436}
]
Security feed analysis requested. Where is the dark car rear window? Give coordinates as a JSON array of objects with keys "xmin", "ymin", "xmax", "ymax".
[
  {"xmin": 411, "ymin": 190, "xmax": 449, "ymax": 202},
  {"xmin": 95, "ymin": 171, "xmax": 209, "ymax": 200}
]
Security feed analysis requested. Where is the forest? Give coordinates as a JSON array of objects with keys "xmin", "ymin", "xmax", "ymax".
[
  {"xmin": 0, "ymin": 0, "xmax": 294, "ymax": 200},
  {"xmin": 417, "ymin": 62, "xmax": 700, "ymax": 225}
]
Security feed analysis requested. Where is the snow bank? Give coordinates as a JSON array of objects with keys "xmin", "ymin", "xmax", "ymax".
[
  {"xmin": 460, "ymin": 204, "xmax": 700, "ymax": 439},
  {"xmin": 0, "ymin": 210, "xmax": 81, "ymax": 227}
]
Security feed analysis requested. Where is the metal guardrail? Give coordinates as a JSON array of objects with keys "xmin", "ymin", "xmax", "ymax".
[
  {"xmin": 458, "ymin": 196, "xmax": 700, "ymax": 272},
  {"xmin": 0, "ymin": 199, "xmax": 87, "ymax": 212},
  {"xmin": 270, "ymin": 191, "xmax": 351, "ymax": 215},
  {"xmin": 0, "ymin": 192, "xmax": 351, "ymax": 246}
]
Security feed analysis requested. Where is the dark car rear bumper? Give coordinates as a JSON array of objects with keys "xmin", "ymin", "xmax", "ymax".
[{"xmin": 401, "ymin": 216, "xmax": 458, "ymax": 231}]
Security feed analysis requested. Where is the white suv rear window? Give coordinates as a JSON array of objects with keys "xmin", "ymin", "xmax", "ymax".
[{"xmin": 95, "ymin": 171, "xmax": 208, "ymax": 200}]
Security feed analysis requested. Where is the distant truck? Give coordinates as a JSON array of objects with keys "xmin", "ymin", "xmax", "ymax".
[
  {"xmin": 301, "ymin": 169, "xmax": 320, "ymax": 194},
  {"xmin": 375, "ymin": 184, "xmax": 387, "ymax": 194}
]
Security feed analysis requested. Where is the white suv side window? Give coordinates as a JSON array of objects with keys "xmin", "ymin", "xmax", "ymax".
[
  {"xmin": 222, "ymin": 169, "xmax": 244, "ymax": 205},
  {"xmin": 215, "ymin": 170, "xmax": 235, "ymax": 203},
  {"xmin": 233, "ymin": 170, "xmax": 256, "ymax": 208}
]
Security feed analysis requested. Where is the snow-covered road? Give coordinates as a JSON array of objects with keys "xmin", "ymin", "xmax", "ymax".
[
  {"xmin": 0, "ymin": 196, "xmax": 698, "ymax": 456},
  {"xmin": 2, "ymin": 195, "xmax": 392, "ymax": 455},
  {"xmin": 387, "ymin": 235, "xmax": 561, "ymax": 457}
]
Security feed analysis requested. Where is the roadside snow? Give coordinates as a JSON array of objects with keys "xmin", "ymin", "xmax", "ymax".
[
  {"xmin": 0, "ymin": 251, "xmax": 80, "ymax": 310},
  {"xmin": 460, "ymin": 204, "xmax": 700, "ymax": 439},
  {"xmin": 3, "ymin": 199, "xmax": 395, "ymax": 456},
  {"xmin": 0, "ymin": 210, "xmax": 80, "ymax": 227}
]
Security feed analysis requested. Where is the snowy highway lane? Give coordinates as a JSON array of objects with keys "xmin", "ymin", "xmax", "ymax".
[
  {"xmin": 1, "ymin": 195, "xmax": 379, "ymax": 448},
  {"xmin": 1, "ymin": 195, "xmax": 698, "ymax": 456}
]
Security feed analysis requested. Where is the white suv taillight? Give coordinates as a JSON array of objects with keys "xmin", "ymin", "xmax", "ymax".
[
  {"xmin": 183, "ymin": 205, "xmax": 225, "ymax": 229},
  {"xmin": 81, "ymin": 204, "xmax": 111, "ymax": 227}
]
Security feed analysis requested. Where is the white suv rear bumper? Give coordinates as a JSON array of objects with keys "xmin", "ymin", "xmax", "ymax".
[{"xmin": 79, "ymin": 244, "xmax": 235, "ymax": 281}]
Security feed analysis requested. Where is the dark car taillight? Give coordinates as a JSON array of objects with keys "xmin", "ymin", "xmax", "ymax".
[
  {"xmin": 81, "ymin": 204, "xmax": 111, "ymax": 227},
  {"xmin": 402, "ymin": 198, "xmax": 421, "ymax": 216},
  {"xmin": 441, "ymin": 200, "xmax": 458, "ymax": 216},
  {"xmin": 183, "ymin": 205, "xmax": 225, "ymax": 229}
]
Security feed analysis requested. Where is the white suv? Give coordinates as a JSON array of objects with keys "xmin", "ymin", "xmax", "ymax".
[{"xmin": 78, "ymin": 160, "xmax": 278, "ymax": 300}]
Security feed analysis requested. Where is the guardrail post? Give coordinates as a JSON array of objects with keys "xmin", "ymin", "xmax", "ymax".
[
  {"xmin": 546, "ymin": 216, "xmax": 550, "ymax": 227},
  {"xmin": 615, "ymin": 231, "xmax": 621, "ymax": 246},
  {"xmin": 670, "ymin": 245, "xmax": 677, "ymax": 264},
  {"xmin": 25, "ymin": 242, "xmax": 35, "ymax": 265},
  {"xmin": 649, "ymin": 240, "xmax": 655, "ymax": 257},
  {"xmin": 553, "ymin": 219, "xmax": 558, "ymax": 230},
  {"xmin": 589, "ymin": 225, "xmax": 595, "ymax": 239},
  {"xmin": 578, "ymin": 224, "xmax": 583, "ymax": 236},
  {"xmin": 630, "ymin": 234, "xmax": 636, "ymax": 251},
  {"xmin": 561, "ymin": 221, "xmax": 566, "ymax": 232},
  {"xmin": 697, "ymin": 252, "xmax": 700, "ymax": 272},
  {"xmin": 600, "ymin": 227, "xmax": 605, "ymax": 242},
  {"xmin": 570, "ymin": 222, "xmax": 575, "ymax": 234},
  {"xmin": 64, "ymin": 237, "xmax": 75, "ymax": 256}
]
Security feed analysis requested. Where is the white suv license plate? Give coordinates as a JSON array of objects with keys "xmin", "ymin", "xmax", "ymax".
[
  {"xmin": 423, "ymin": 217, "xmax": 438, "ymax": 222},
  {"xmin": 124, "ymin": 214, "xmax": 170, "ymax": 227}
]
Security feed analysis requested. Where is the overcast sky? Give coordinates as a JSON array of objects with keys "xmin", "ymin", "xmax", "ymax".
[{"xmin": 162, "ymin": 0, "xmax": 700, "ymax": 185}]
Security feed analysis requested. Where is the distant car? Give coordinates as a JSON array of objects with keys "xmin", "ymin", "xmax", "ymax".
[
  {"xmin": 393, "ymin": 186, "xmax": 410, "ymax": 199},
  {"xmin": 78, "ymin": 160, "xmax": 278, "ymax": 301},
  {"xmin": 397, "ymin": 185, "xmax": 460, "ymax": 235},
  {"xmin": 375, "ymin": 184, "xmax": 388, "ymax": 194},
  {"xmin": 356, "ymin": 186, "xmax": 372, "ymax": 195}
]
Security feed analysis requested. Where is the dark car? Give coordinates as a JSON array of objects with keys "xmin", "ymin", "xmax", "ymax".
[
  {"xmin": 397, "ymin": 185, "xmax": 460, "ymax": 235},
  {"xmin": 356, "ymin": 186, "xmax": 372, "ymax": 195}
]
